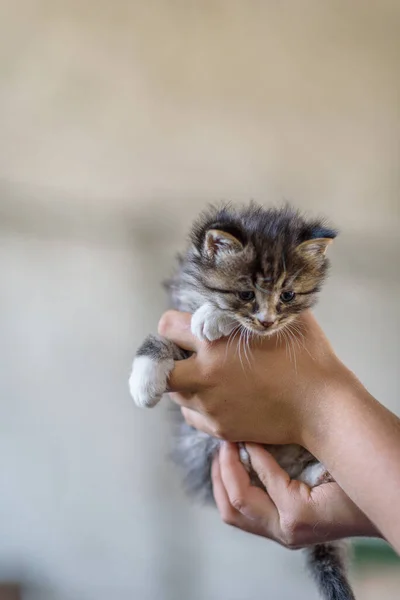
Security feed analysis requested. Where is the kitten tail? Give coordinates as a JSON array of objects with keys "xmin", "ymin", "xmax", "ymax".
[{"xmin": 305, "ymin": 542, "xmax": 356, "ymax": 600}]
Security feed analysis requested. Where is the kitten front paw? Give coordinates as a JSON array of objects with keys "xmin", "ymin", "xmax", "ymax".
[
  {"xmin": 191, "ymin": 303, "xmax": 236, "ymax": 342},
  {"xmin": 129, "ymin": 356, "xmax": 174, "ymax": 408}
]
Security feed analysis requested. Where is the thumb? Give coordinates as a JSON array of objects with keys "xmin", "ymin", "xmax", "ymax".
[
  {"xmin": 158, "ymin": 310, "xmax": 199, "ymax": 352},
  {"xmin": 245, "ymin": 444, "xmax": 291, "ymax": 504},
  {"xmin": 167, "ymin": 355, "xmax": 204, "ymax": 393}
]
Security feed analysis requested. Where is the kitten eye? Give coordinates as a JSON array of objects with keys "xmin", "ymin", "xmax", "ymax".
[
  {"xmin": 238, "ymin": 291, "xmax": 255, "ymax": 302},
  {"xmin": 280, "ymin": 291, "xmax": 296, "ymax": 303}
]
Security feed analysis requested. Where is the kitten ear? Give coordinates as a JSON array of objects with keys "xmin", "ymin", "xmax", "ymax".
[
  {"xmin": 204, "ymin": 229, "xmax": 244, "ymax": 259},
  {"xmin": 296, "ymin": 238, "xmax": 333, "ymax": 261}
]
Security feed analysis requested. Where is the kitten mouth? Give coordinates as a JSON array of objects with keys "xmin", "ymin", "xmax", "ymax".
[
  {"xmin": 248, "ymin": 319, "xmax": 293, "ymax": 338},
  {"xmin": 237, "ymin": 319, "xmax": 283, "ymax": 337},
  {"xmin": 255, "ymin": 325, "xmax": 280, "ymax": 337}
]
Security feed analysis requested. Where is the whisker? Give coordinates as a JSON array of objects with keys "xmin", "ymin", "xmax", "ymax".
[
  {"xmin": 282, "ymin": 328, "xmax": 292, "ymax": 364},
  {"xmin": 233, "ymin": 327, "xmax": 242, "ymax": 360},
  {"xmin": 248, "ymin": 329, "xmax": 255, "ymax": 364},
  {"xmin": 242, "ymin": 327, "xmax": 248, "ymax": 366},
  {"xmin": 286, "ymin": 322, "xmax": 303, "ymax": 353},
  {"xmin": 288, "ymin": 330, "xmax": 297, "ymax": 374},
  {"xmin": 288, "ymin": 322, "xmax": 305, "ymax": 345},
  {"xmin": 291, "ymin": 317, "xmax": 308, "ymax": 336},
  {"xmin": 225, "ymin": 325, "xmax": 241, "ymax": 359},
  {"xmin": 287, "ymin": 320, "xmax": 313, "ymax": 359},
  {"xmin": 224, "ymin": 329, "xmax": 235, "ymax": 357},
  {"xmin": 276, "ymin": 328, "xmax": 282, "ymax": 350},
  {"xmin": 243, "ymin": 327, "xmax": 251, "ymax": 368},
  {"xmin": 237, "ymin": 327, "xmax": 246, "ymax": 373},
  {"xmin": 245, "ymin": 328, "xmax": 253, "ymax": 368},
  {"xmin": 283, "ymin": 326, "xmax": 297, "ymax": 372}
]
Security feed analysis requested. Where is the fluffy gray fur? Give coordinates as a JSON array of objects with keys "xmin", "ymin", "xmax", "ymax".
[{"xmin": 129, "ymin": 203, "xmax": 355, "ymax": 600}]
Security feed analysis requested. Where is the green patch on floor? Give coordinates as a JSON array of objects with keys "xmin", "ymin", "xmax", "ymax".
[{"xmin": 352, "ymin": 539, "xmax": 400, "ymax": 569}]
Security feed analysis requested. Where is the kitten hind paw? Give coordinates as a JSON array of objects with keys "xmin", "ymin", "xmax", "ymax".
[
  {"xmin": 129, "ymin": 356, "xmax": 174, "ymax": 408},
  {"xmin": 299, "ymin": 462, "xmax": 333, "ymax": 488}
]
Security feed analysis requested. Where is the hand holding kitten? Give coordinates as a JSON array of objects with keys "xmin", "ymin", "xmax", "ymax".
[
  {"xmin": 212, "ymin": 442, "xmax": 379, "ymax": 549},
  {"xmin": 160, "ymin": 307, "xmax": 400, "ymax": 556},
  {"xmin": 159, "ymin": 308, "xmax": 355, "ymax": 449}
]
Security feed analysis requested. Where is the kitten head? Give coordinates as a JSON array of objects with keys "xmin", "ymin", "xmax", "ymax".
[{"xmin": 189, "ymin": 203, "xmax": 337, "ymax": 336}]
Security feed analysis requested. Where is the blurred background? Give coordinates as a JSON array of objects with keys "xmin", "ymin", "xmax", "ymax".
[{"xmin": 0, "ymin": 1, "xmax": 399, "ymax": 599}]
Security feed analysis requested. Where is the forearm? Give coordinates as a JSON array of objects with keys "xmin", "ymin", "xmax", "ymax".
[
  {"xmin": 325, "ymin": 488, "xmax": 382, "ymax": 541},
  {"xmin": 303, "ymin": 372, "xmax": 400, "ymax": 552}
]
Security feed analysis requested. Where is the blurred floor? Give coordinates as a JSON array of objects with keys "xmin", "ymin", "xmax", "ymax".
[{"xmin": 353, "ymin": 568, "xmax": 400, "ymax": 599}]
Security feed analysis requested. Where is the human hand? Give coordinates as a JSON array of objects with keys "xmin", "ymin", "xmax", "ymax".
[
  {"xmin": 159, "ymin": 310, "xmax": 399, "ymax": 553},
  {"xmin": 212, "ymin": 442, "xmax": 380, "ymax": 548},
  {"xmin": 158, "ymin": 309, "xmax": 357, "ymax": 448}
]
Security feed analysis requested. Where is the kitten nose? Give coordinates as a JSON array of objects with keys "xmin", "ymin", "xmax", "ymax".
[{"xmin": 260, "ymin": 320, "xmax": 275, "ymax": 329}]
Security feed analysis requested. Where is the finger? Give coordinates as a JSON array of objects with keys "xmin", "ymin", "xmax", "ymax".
[
  {"xmin": 167, "ymin": 356, "xmax": 205, "ymax": 393},
  {"xmin": 168, "ymin": 392, "xmax": 194, "ymax": 406},
  {"xmin": 180, "ymin": 407, "xmax": 218, "ymax": 436},
  {"xmin": 158, "ymin": 310, "xmax": 199, "ymax": 352},
  {"xmin": 245, "ymin": 444, "xmax": 291, "ymax": 504},
  {"xmin": 212, "ymin": 457, "xmax": 278, "ymax": 539},
  {"xmin": 220, "ymin": 443, "xmax": 277, "ymax": 521},
  {"xmin": 212, "ymin": 456, "xmax": 242, "ymax": 527}
]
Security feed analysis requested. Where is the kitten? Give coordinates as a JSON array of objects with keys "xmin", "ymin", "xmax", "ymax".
[{"xmin": 129, "ymin": 203, "xmax": 355, "ymax": 600}]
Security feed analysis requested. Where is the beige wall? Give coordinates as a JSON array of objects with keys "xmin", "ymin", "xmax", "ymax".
[{"xmin": 0, "ymin": 2, "xmax": 399, "ymax": 599}]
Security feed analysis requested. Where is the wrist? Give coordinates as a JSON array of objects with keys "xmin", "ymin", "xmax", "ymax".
[{"xmin": 299, "ymin": 362, "xmax": 365, "ymax": 458}]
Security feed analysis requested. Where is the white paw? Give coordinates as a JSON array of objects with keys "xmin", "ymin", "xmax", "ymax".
[
  {"xmin": 129, "ymin": 356, "xmax": 174, "ymax": 408},
  {"xmin": 191, "ymin": 303, "xmax": 236, "ymax": 342},
  {"xmin": 238, "ymin": 443, "xmax": 251, "ymax": 473},
  {"xmin": 299, "ymin": 462, "xmax": 332, "ymax": 487}
]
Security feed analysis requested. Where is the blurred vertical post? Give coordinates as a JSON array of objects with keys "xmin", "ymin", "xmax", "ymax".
[{"xmin": 0, "ymin": 585, "xmax": 20, "ymax": 600}]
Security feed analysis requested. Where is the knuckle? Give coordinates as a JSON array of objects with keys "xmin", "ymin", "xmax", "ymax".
[
  {"xmin": 279, "ymin": 518, "xmax": 301, "ymax": 550},
  {"xmin": 198, "ymin": 363, "xmax": 217, "ymax": 386},
  {"xmin": 211, "ymin": 423, "xmax": 228, "ymax": 440},
  {"xmin": 211, "ymin": 426, "xmax": 223, "ymax": 440},
  {"xmin": 220, "ymin": 508, "xmax": 237, "ymax": 527},
  {"xmin": 157, "ymin": 311, "xmax": 175, "ymax": 337},
  {"xmin": 230, "ymin": 495, "xmax": 246, "ymax": 513},
  {"xmin": 281, "ymin": 537, "xmax": 298, "ymax": 551}
]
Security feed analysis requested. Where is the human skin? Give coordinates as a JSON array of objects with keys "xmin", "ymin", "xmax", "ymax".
[
  {"xmin": 211, "ymin": 441, "xmax": 379, "ymax": 548},
  {"xmin": 158, "ymin": 310, "xmax": 400, "ymax": 553}
]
